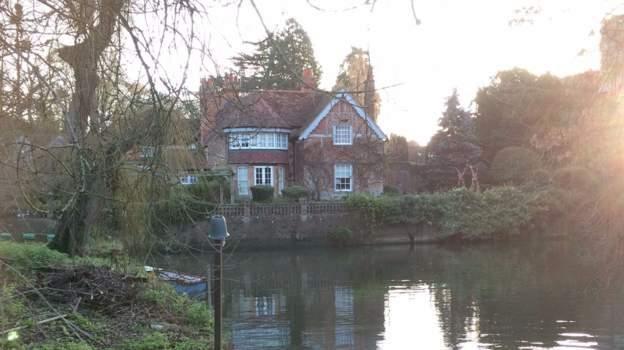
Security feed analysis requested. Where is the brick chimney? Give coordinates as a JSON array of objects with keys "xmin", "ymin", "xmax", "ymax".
[
  {"xmin": 300, "ymin": 67, "xmax": 316, "ymax": 91},
  {"xmin": 200, "ymin": 73, "xmax": 238, "ymax": 167}
]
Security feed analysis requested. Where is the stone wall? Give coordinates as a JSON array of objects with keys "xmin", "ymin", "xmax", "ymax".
[{"xmin": 172, "ymin": 201, "xmax": 448, "ymax": 249}]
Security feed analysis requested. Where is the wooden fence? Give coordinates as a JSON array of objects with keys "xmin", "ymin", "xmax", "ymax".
[{"xmin": 215, "ymin": 200, "xmax": 350, "ymax": 218}]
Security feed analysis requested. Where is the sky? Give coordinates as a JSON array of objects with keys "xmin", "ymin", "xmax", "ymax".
[{"xmin": 176, "ymin": 0, "xmax": 624, "ymax": 145}]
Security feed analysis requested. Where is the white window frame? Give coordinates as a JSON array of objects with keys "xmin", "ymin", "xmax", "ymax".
[
  {"xmin": 254, "ymin": 166, "xmax": 273, "ymax": 186},
  {"xmin": 334, "ymin": 164, "xmax": 353, "ymax": 192},
  {"xmin": 237, "ymin": 167, "xmax": 249, "ymax": 196},
  {"xmin": 179, "ymin": 175, "xmax": 198, "ymax": 185},
  {"xmin": 228, "ymin": 132, "xmax": 288, "ymax": 150},
  {"xmin": 333, "ymin": 124, "xmax": 353, "ymax": 145}
]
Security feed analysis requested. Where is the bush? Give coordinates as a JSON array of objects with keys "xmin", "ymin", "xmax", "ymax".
[
  {"xmin": 383, "ymin": 185, "xmax": 400, "ymax": 196},
  {"xmin": 552, "ymin": 166, "xmax": 596, "ymax": 191},
  {"xmin": 328, "ymin": 227, "xmax": 353, "ymax": 247},
  {"xmin": 250, "ymin": 185, "xmax": 274, "ymax": 202},
  {"xmin": 489, "ymin": 146, "xmax": 541, "ymax": 185},
  {"xmin": 281, "ymin": 185, "xmax": 309, "ymax": 200},
  {"xmin": 153, "ymin": 187, "xmax": 216, "ymax": 226},
  {"xmin": 345, "ymin": 186, "xmax": 554, "ymax": 240},
  {"xmin": 187, "ymin": 177, "xmax": 230, "ymax": 203}
]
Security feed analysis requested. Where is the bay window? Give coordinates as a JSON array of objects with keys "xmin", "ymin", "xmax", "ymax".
[{"xmin": 229, "ymin": 132, "xmax": 288, "ymax": 150}]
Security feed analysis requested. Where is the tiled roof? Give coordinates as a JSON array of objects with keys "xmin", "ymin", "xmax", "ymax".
[{"xmin": 216, "ymin": 90, "xmax": 332, "ymax": 134}]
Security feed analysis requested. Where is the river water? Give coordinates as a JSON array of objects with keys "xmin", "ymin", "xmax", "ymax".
[{"xmin": 156, "ymin": 241, "xmax": 624, "ymax": 349}]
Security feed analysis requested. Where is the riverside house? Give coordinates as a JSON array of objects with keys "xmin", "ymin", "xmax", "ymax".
[{"xmin": 200, "ymin": 70, "xmax": 387, "ymax": 200}]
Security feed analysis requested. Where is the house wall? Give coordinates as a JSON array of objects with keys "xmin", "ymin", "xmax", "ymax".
[
  {"xmin": 231, "ymin": 164, "xmax": 287, "ymax": 199},
  {"xmin": 297, "ymin": 101, "xmax": 384, "ymax": 200}
]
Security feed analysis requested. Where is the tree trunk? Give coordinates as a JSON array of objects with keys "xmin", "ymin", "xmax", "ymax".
[{"xmin": 48, "ymin": 0, "xmax": 124, "ymax": 256}]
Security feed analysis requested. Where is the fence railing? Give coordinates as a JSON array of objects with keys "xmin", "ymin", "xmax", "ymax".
[{"xmin": 216, "ymin": 200, "xmax": 350, "ymax": 218}]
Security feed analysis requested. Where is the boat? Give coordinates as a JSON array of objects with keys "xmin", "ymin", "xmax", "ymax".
[{"xmin": 145, "ymin": 266, "xmax": 208, "ymax": 297}]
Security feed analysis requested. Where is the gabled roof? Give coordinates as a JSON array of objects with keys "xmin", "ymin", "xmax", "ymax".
[
  {"xmin": 216, "ymin": 90, "xmax": 386, "ymax": 141},
  {"xmin": 298, "ymin": 91, "xmax": 387, "ymax": 141}
]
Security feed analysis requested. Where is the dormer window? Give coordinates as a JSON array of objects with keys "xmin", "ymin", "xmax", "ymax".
[{"xmin": 333, "ymin": 123, "xmax": 352, "ymax": 145}]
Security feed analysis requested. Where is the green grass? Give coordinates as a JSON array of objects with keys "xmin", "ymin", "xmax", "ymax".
[{"xmin": 139, "ymin": 281, "xmax": 212, "ymax": 328}]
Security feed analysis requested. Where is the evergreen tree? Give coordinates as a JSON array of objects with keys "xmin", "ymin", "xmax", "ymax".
[
  {"xmin": 334, "ymin": 47, "xmax": 380, "ymax": 120},
  {"xmin": 234, "ymin": 18, "xmax": 322, "ymax": 90},
  {"xmin": 426, "ymin": 90, "xmax": 481, "ymax": 190}
]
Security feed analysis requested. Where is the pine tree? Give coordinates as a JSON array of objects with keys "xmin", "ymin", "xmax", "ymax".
[
  {"xmin": 426, "ymin": 90, "xmax": 481, "ymax": 190},
  {"xmin": 234, "ymin": 18, "xmax": 322, "ymax": 90}
]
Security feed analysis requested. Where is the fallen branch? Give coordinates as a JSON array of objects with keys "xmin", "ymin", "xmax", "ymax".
[{"xmin": 1, "ymin": 314, "xmax": 68, "ymax": 335}]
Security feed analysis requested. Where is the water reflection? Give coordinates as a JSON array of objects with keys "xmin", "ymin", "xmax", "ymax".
[{"xmin": 156, "ymin": 241, "xmax": 624, "ymax": 349}]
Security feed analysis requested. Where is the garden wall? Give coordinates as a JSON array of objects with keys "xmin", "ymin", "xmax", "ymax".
[{"xmin": 171, "ymin": 201, "xmax": 447, "ymax": 249}]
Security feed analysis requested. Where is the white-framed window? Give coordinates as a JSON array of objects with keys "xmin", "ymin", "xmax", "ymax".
[
  {"xmin": 334, "ymin": 164, "xmax": 353, "ymax": 192},
  {"xmin": 229, "ymin": 132, "xmax": 288, "ymax": 150},
  {"xmin": 141, "ymin": 146, "xmax": 154, "ymax": 158},
  {"xmin": 333, "ymin": 124, "xmax": 352, "ymax": 145},
  {"xmin": 254, "ymin": 166, "xmax": 273, "ymax": 186},
  {"xmin": 179, "ymin": 175, "xmax": 198, "ymax": 185},
  {"xmin": 237, "ymin": 167, "xmax": 249, "ymax": 195}
]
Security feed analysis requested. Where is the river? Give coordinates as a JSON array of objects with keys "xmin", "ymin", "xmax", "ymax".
[{"xmin": 156, "ymin": 240, "xmax": 624, "ymax": 349}]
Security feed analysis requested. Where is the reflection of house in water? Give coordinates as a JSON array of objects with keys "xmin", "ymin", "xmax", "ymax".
[
  {"xmin": 229, "ymin": 291, "xmax": 290, "ymax": 349},
  {"xmin": 226, "ymin": 267, "xmax": 384, "ymax": 350}
]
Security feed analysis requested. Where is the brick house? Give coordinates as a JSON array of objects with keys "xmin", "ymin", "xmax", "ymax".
[{"xmin": 200, "ymin": 71, "xmax": 387, "ymax": 200}]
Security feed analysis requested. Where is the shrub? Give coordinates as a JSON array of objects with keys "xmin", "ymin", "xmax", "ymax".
[
  {"xmin": 328, "ymin": 227, "xmax": 353, "ymax": 247},
  {"xmin": 140, "ymin": 281, "xmax": 212, "ymax": 329},
  {"xmin": 187, "ymin": 177, "xmax": 230, "ymax": 203},
  {"xmin": 345, "ymin": 186, "xmax": 554, "ymax": 240},
  {"xmin": 552, "ymin": 166, "xmax": 596, "ymax": 191},
  {"xmin": 281, "ymin": 185, "xmax": 309, "ymax": 200},
  {"xmin": 250, "ymin": 185, "xmax": 274, "ymax": 202},
  {"xmin": 383, "ymin": 185, "xmax": 400, "ymax": 196},
  {"xmin": 489, "ymin": 146, "xmax": 541, "ymax": 185}
]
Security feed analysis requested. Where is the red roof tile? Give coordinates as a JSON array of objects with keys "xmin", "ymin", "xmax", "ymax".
[{"xmin": 217, "ymin": 90, "xmax": 331, "ymax": 133}]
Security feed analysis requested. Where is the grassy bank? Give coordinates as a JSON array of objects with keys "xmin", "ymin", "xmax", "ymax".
[
  {"xmin": 346, "ymin": 186, "xmax": 560, "ymax": 240},
  {"xmin": 0, "ymin": 242, "xmax": 212, "ymax": 349}
]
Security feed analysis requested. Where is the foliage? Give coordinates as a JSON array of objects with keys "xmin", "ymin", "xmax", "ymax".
[
  {"xmin": 0, "ymin": 285, "xmax": 26, "ymax": 332},
  {"xmin": 121, "ymin": 333, "xmax": 209, "ymax": 350},
  {"xmin": 426, "ymin": 90, "xmax": 481, "ymax": 190},
  {"xmin": 234, "ymin": 18, "xmax": 322, "ymax": 90},
  {"xmin": 122, "ymin": 333, "xmax": 169, "ymax": 350},
  {"xmin": 346, "ymin": 187, "xmax": 555, "ymax": 240},
  {"xmin": 250, "ymin": 185, "xmax": 274, "ymax": 202},
  {"xmin": 386, "ymin": 134, "xmax": 409, "ymax": 162},
  {"xmin": 34, "ymin": 342, "xmax": 94, "ymax": 350},
  {"xmin": 383, "ymin": 185, "xmax": 400, "ymax": 196},
  {"xmin": 152, "ymin": 185, "xmax": 216, "ymax": 226},
  {"xmin": 0, "ymin": 242, "xmax": 70, "ymax": 272},
  {"xmin": 552, "ymin": 166, "xmax": 596, "ymax": 191},
  {"xmin": 328, "ymin": 227, "xmax": 354, "ymax": 247},
  {"xmin": 489, "ymin": 147, "xmax": 541, "ymax": 185},
  {"xmin": 334, "ymin": 47, "xmax": 380, "ymax": 120},
  {"xmin": 474, "ymin": 68, "xmax": 596, "ymax": 163},
  {"xmin": 139, "ymin": 281, "xmax": 211, "ymax": 328},
  {"xmin": 281, "ymin": 186, "xmax": 309, "ymax": 200}
]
